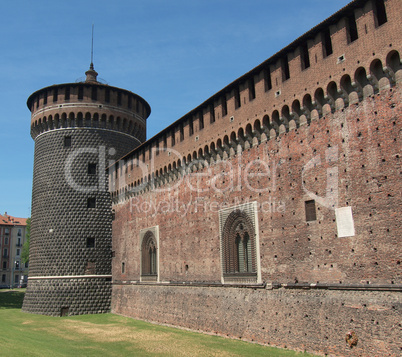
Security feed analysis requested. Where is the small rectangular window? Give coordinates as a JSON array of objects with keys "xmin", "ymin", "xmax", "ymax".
[
  {"xmin": 2, "ymin": 261, "xmax": 6, "ymax": 269},
  {"xmin": 105, "ymin": 88, "xmax": 110, "ymax": 102},
  {"xmin": 86, "ymin": 237, "xmax": 95, "ymax": 248},
  {"xmin": 199, "ymin": 113, "xmax": 204, "ymax": 130},
  {"xmin": 121, "ymin": 262, "xmax": 125, "ymax": 274},
  {"xmin": 374, "ymin": 0, "xmax": 387, "ymax": 27},
  {"xmin": 210, "ymin": 105, "xmax": 215, "ymax": 123},
  {"xmin": 117, "ymin": 92, "xmax": 122, "ymax": 105},
  {"xmin": 16, "ymin": 249, "xmax": 20, "ymax": 256},
  {"xmin": 189, "ymin": 119, "xmax": 194, "ymax": 136},
  {"xmin": 43, "ymin": 91, "xmax": 47, "ymax": 105},
  {"xmin": 65, "ymin": 87, "xmax": 70, "ymax": 100},
  {"xmin": 88, "ymin": 163, "xmax": 96, "ymax": 175},
  {"xmin": 300, "ymin": 43, "xmax": 310, "ymax": 70},
  {"xmin": 322, "ymin": 29, "xmax": 333, "ymax": 57},
  {"xmin": 177, "ymin": 124, "xmax": 183, "ymax": 141},
  {"xmin": 1, "ymin": 274, "xmax": 5, "ymax": 282},
  {"xmin": 87, "ymin": 197, "xmax": 96, "ymax": 208},
  {"xmin": 249, "ymin": 77, "xmax": 256, "ymax": 100},
  {"xmin": 171, "ymin": 130, "xmax": 175, "ymax": 146},
  {"xmin": 305, "ymin": 200, "xmax": 317, "ymax": 221},
  {"xmin": 281, "ymin": 56, "xmax": 290, "ymax": 81},
  {"xmin": 78, "ymin": 86, "xmax": 84, "ymax": 100},
  {"xmin": 64, "ymin": 136, "xmax": 71, "ymax": 147},
  {"xmin": 91, "ymin": 87, "xmax": 97, "ymax": 100},
  {"xmin": 222, "ymin": 96, "xmax": 227, "ymax": 117},
  {"xmin": 53, "ymin": 88, "xmax": 58, "ymax": 102},
  {"xmin": 264, "ymin": 68, "xmax": 272, "ymax": 91},
  {"xmin": 347, "ymin": 13, "xmax": 358, "ymax": 43},
  {"xmin": 234, "ymin": 87, "xmax": 241, "ymax": 109},
  {"xmin": 128, "ymin": 96, "xmax": 132, "ymax": 109}
]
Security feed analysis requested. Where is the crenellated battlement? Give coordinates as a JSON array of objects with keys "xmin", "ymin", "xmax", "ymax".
[
  {"xmin": 28, "ymin": 81, "xmax": 150, "ymax": 142},
  {"xmin": 110, "ymin": 0, "xmax": 401, "ymax": 201}
]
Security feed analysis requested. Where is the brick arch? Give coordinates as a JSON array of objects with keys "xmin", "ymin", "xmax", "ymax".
[
  {"xmin": 281, "ymin": 105, "xmax": 291, "ymax": 129},
  {"xmin": 108, "ymin": 115, "xmax": 114, "ymax": 130},
  {"xmin": 48, "ymin": 115, "xmax": 53, "ymax": 130},
  {"xmin": 253, "ymin": 119, "xmax": 261, "ymax": 132},
  {"xmin": 262, "ymin": 115, "xmax": 270, "ymax": 129},
  {"xmin": 326, "ymin": 81, "xmax": 339, "ymax": 103},
  {"xmin": 245, "ymin": 124, "xmax": 253, "ymax": 137},
  {"xmin": 370, "ymin": 59, "xmax": 385, "ymax": 82},
  {"xmin": 210, "ymin": 141, "xmax": 216, "ymax": 153},
  {"xmin": 314, "ymin": 87, "xmax": 326, "ymax": 115},
  {"xmin": 291, "ymin": 100, "xmax": 302, "ymax": 123},
  {"xmin": 238, "ymin": 127, "xmax": 245, "ymax": 140},
  {"xmin": 271, "ymin": 110, "xmax": 280, "ymax": 131},
  {"xmin": 386, "ymin": 50, "xmax": 401, "ymax": 73},
  {"xmin": 100, "ymin": 114, "xmax": 107, "ymax": 128},
  {"xmin": 340, "ymin": 74, "xmax": 353, "ymax": 95},
  {"xmin": 222, "ymin": 209, "xmax": 256, "ymax": 274}
]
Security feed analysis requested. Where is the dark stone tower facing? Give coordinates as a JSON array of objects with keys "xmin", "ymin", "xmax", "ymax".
[{"xmin": 22, "ymin": 66, "xmax": 150, "ymax": 316}]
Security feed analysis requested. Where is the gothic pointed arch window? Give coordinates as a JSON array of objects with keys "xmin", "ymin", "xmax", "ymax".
[
  {"xmin": 219, "ymin": 202, "xmax": 260, "ymax": 284},
  {"xmin": 140, "ymin": 227, "xmax": 159, "ymax": 282}
]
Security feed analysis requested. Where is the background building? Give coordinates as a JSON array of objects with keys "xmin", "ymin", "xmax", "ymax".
[{"xmin": 0, "ymin": 213, "xmax": 28, "ymax": 288}]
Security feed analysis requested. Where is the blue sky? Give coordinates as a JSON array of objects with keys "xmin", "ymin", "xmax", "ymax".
[{"xmin": 0, "ymin": 0, "xmax": 351, "ymax": 218}]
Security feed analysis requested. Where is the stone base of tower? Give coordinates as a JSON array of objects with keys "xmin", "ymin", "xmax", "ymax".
[{"xmin": 22, "ymin": 276, "xmax": 111, "ymax": 316}]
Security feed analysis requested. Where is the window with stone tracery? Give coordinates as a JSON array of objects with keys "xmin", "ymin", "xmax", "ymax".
[
  {"xmin": 140, "ymin": 227, "xmax": 159, "ymax": 282},
  {"xmin": 219, "ymin": 203, "xmax": 261, "ymax": 284}
]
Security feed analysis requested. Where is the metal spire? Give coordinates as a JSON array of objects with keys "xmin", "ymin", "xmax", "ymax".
[
  {"xmin": 90, "ymin": 24, "xmax": 94, "ymax": 70},
  {"xmin": 85, "ymin": 24, "xmax": 98, "ymax": 82}
]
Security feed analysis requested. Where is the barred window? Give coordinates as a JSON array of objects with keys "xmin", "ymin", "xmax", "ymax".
[{"xmin": 305, "ymin": 200, "xmax": 317, "ymax": 221}]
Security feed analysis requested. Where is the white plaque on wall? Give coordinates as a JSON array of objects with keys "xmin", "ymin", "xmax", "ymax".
[{"xmin": 335, "ymin": 206, "xmax": 355, "ymax": 237}]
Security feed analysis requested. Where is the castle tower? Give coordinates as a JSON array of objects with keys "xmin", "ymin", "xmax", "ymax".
[{"xmin": 22, "ymin": 65, "xmax": 150, "ymax": 316}]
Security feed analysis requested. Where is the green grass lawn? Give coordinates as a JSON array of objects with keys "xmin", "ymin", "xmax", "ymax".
[{"xmin": 0, "ymin": 289, "xmax": 315, "ymax": 356}]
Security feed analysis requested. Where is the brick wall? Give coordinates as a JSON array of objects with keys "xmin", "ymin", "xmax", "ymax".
[
  {"xmin": 110, "ymin": 1, "xmax": 401, "ymax": 354},
  {"xmin": 112, "ymin": 284, "xmax": 400, "ymax": 356},
  {"xmin": 111, "ymin": 84, "xmax": 401, "ymax": 356}
]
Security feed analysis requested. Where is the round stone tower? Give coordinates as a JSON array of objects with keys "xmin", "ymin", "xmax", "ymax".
[{"xmin": 22, "ymin": 65, "xmax": 150, "ymax": 316}]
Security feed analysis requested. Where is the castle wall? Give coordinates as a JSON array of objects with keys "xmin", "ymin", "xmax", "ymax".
[
  {"xmin": 112, "ymin": 285, "xmax": 400, "ymax": 357},
  {"xmin": 111, "ymin": 85, "xmax": 401, "ymax": 356},
  {"xmin": 110, "ymin": 1, "xmax": 401, "ymax": 355},
  {"xmin": 110, "ymin": 0, "xmax": 401, "ymax": 193}
]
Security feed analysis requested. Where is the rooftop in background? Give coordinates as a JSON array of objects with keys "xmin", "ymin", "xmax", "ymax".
[{"xmin": 0, "ymin": 213, "xmax": 28, "ymax": 226}]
